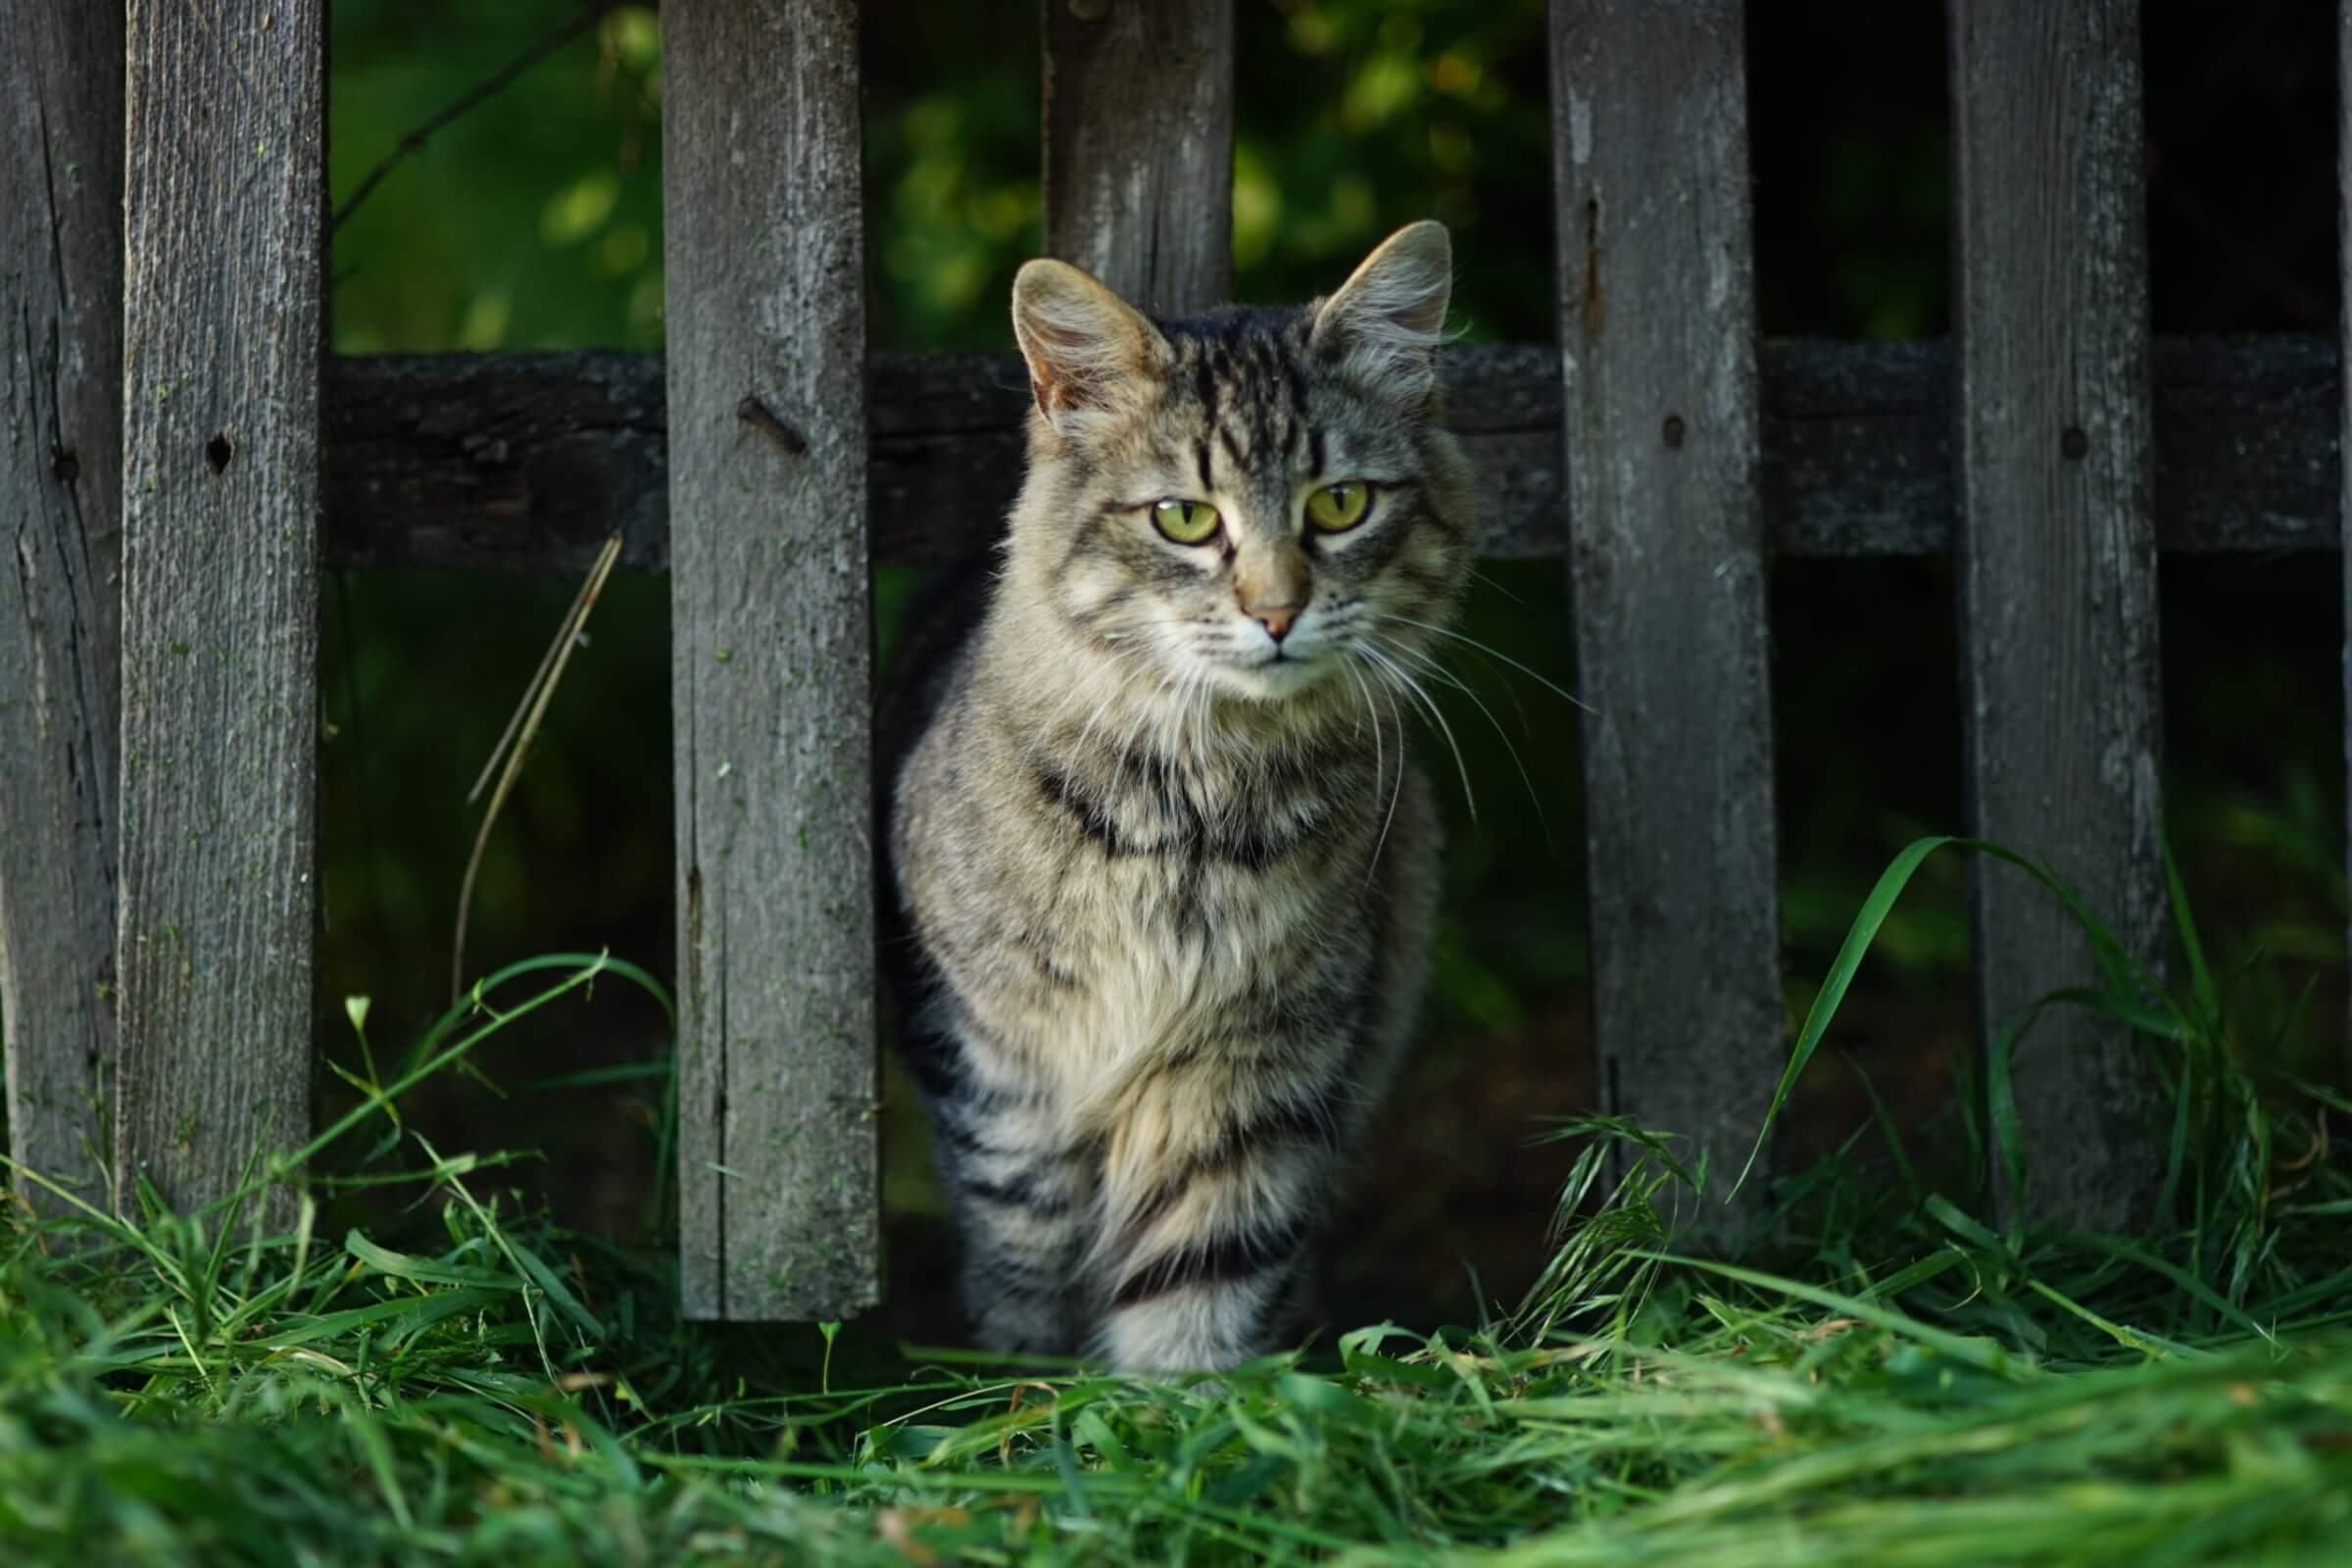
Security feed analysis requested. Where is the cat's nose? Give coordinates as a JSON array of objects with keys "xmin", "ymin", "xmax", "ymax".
[{"xmin": 1250, "ymin": 604, "xmax": 1299, "ymax": 642}]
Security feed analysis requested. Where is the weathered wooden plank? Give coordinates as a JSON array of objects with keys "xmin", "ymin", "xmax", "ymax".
[
  {"xmin": 317, "ymin": 335, "xmax": 2343, "ymax": 576},
  {"xmin": 114, "ymin": 0, "xmax": 325, "ymax": 1214},
  {"xmin": 0, "ymin": 0, "xmax": 125, "ymax": 1208},
  {"xmin": 1950, "ymin": 0, "xmax": 2165, "ymax": 1227},
  {"xmin": 1549, "ymin": 1, "xmax": 1785, "ymax": 1207},
  {"xmin": 1041, "ymin": 0, "xmax": 1236, "ymax": 315},
  {"xmin": 665, "ymin": 0, "xmax": 879, "ymax": 1321}
]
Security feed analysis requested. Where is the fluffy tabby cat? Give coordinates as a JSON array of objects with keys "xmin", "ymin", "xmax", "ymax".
[{"xmin": 881, "ymin": 220, "xmax": 1472, "ymax": 1373}]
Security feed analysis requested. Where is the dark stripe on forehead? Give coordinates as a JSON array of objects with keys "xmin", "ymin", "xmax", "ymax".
[
  {"xmin": 1195, "ymin": 439, "xmax": 1213, "ymax": 494},
  {"xmin": 1247, "ymin": 336, "xmax": 1284, "ymax": 462},
  {"xmin": 1283, "ymin": 357, "xmax": 1312, "ymax": 463}
]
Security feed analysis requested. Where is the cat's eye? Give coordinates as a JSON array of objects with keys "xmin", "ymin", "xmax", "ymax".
[
  {"xmin": 1305, "ymin": 481, "xmax": 1374, "ymax": 533},
  {"xmin": 1152, "ymin": 498, "xmax": 1221, "ymax": 545}
]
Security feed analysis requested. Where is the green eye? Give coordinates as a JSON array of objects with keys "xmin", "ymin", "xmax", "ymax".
[
  {"xmin": 1152, "ymin": 498, "xmax": 1221, "ymax": 545},
  {"xmin": 1305, "ymin": 481, "xmax": 1373, "ymax": 533}
]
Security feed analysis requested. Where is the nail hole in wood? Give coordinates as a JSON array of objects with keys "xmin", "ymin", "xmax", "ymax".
[
  {"xmin": 1662, "ymin": 414, "xmax": 1686, "ymax": 450},
  {"xmin": 51, "ymin": 445, "xmax": 79, "ymax": 484},
  {"xmin": 206, "ymin": 433, "xmax": 234, "ymax": 474},
  {"xmin": 2060, "ymin": 426, "xmax": 2087, "ymax": 461}
]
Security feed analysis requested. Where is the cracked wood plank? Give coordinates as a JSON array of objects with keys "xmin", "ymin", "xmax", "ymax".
[
  {"xmin": 1, "ymin": 0, "xmax": 124, "ymax": 1210},
  {"xmin": 666, "ymin": 0, "xmax": 880, "ymax": 1321},
  {"xmin": 115, "ymin": 0, "xmax": 325, "ymax": 1214},
  {"xmin": 1549, "ymin": 0, "xmax": 1786, "ymax": 1216},
  {"xmin": 1951, "ymin": 0, "xmax": 2165, "ymax": 1227}
]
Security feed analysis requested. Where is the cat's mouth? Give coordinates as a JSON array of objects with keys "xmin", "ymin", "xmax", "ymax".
[{"xmin": 1207, "ymin": 648, "xmax": 1335, "ymax": 702}]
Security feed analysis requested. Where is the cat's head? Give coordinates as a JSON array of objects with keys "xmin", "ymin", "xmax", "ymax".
[{"xmin": 1003, "ymin": 221, "xmax": 1473, "ymax": 716}]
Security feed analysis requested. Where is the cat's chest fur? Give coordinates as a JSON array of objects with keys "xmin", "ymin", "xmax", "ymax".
[{"xmin": 897, "ymin": 689, "xmax": 1383, "ymax": 1088}]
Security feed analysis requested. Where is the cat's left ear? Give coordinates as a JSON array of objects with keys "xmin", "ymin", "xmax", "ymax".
[
  {"xmin": 1011, "ymin": 259, "xmax": 1170, "ymax": 429},
  {"xmin": 1309, "ymin": 220, "xmax": 1452, "ymax": 404}
]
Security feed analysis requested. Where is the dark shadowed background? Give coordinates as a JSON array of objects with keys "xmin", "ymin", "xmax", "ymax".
[{"xmin": 311, "ymin": 0, "xmax": 2345, "ymax": 1345}]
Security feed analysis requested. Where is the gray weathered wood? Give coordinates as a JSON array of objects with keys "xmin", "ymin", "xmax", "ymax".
[
  {"xmin": 1549, "ymin": 1, "xmax": 1785, "ymax": 1206},
  {"xmin": 1, "ymin": 0, "xmax": 125, "ymax": 1209},
  {"xmin": 1042, "ymin": 0, "xmax": 1236, "ymax": 315},
  {"xmin": 316, "ymin": 335, "xmax": 2342, "ymax": 577},
  {"xmin": 115, "ymin": 0, "xmax": 325, "ymax": 1214},
  {"xmin": 1950, "ymin": 0, "xmax": 2165, "ymax": 1227},
  {"xmin": 665, "ymin": 0, "xmax": 880, "ymax": 1321}
]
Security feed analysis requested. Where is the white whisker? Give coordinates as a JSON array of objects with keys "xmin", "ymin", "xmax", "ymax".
[
  {"xmin": 1360, "ymin": 642, "xmax": 1476, "ymax": 825},
  {"xmin": 1375, "ymin": 613, "xmax": 1592, "ymax": 713},
  {"xmin": 1376, "ymin": 632, "xmax": 1549, "ymax": 845}
]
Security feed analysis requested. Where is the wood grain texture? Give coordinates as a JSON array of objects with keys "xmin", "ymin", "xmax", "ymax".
[
  {"xmin": 1950, "ymin": 0, "xmax": 2165, "ymax": 1228},
  {"xmin": 664, "ymin": 0, "xmax": 880, "ymax": 1321},
  {"xmin": 1042, "ymin": 0, "xmax": 1236, "ymax": 315},
  {"xmin": 316, "ymin": 335, "xmax": 2341, "ymax": 576},
  {"xmin": 1, "ymin": 0, "xmax": 125, "ymax": 1208},
  {"xmin": 115, "ymin": 0, "xmax": 325, "ymax": 1214},
  {"xmin": 115, "ymin": 0, "xmax": 329, "ymax": 1212},
  {"xmin": 1549, "ymin": 1, "xmax": 1785, "ymax": 1204}
]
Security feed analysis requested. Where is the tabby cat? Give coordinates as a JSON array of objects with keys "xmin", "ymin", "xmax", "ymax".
[{"xmin": 880, "ymin": 220, "xmax": 1473, "ymax": 1373}]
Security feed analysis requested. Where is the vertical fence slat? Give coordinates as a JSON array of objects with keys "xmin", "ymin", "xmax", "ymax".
[
  {"xmin": 665, "ymin": 1, "xmax": 879, "ymax": 1321},
  {"xmin": 116, "ymin": 0, "xmax": 325, "ymax": 1211},
  {"xmin": 1950, "ymin": 0, "xmax": 2165, "ymax": 1227},
  {"xmin": 0, "ymin": 1, "xmax": 125, "ymax": 1207},
  {"xmin": 1548, "ymin": 2, "xmax": 1784, "ymax": 1204},
  {"xmin": 1042, "ymin": 0, "xmax": 1236, "ymax": 315}
]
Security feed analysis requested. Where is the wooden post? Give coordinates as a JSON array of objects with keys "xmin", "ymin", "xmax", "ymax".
[
  {"xmin": 1042, "ymin": 0, "xmax": 1236, "ymax": 315},
  {"xmin": 1547, "ymin": 1, "xmax": 1786, "ymax": 1211},
  {"xmin": 115, "ymin": 0, "xmax": 326, "ymax": 1212},
  {"xmin": 1, "ymin": 1, "xmax": 126, "ymax": 1207},
  {"xmin": 665, "ymin": 0, "xmax": 880, "ymax": 1320},
  {"xmin": 1949, "ymin": 0, "xmax": 2165, "ymax": 1227}
]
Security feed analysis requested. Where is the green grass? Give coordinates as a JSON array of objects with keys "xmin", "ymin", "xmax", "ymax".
[{"xmin": 4, "ymin": 847, "xmax": 2349, "ymax": 1566}]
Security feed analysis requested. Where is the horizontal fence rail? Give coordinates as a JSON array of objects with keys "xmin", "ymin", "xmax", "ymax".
[{"xmin": 321, "ymin": 336, "xmax": 2343, "ymax": 578}]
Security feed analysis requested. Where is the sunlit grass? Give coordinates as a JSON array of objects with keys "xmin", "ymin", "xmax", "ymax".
[{"xmin": 4, "ymin": 851, "xmax": 2349, "ymax": 1565}]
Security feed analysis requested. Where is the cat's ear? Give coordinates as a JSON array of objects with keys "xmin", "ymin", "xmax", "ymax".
[
  {"xmin": 1309, "ymin": 220, "xmax": 1451, "ymax": 403},
  {"xmin": 1011, "ymin": 259, "xmax": 1169, "ymax": 428}
]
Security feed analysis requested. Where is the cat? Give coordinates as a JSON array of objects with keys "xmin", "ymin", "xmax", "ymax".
[{"xmin": 879, "ymin": 220, "xmax": 1473, "ymax": 1373}]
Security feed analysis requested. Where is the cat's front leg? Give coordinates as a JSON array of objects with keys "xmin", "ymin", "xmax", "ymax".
[
  {"xmin": 1086, "ymin": 1053, "xmax": 1346, "ymax": 1374},
  {"xmin": 907, "ymin": 1006, "xmax": 1097, "ymax": 1356}
]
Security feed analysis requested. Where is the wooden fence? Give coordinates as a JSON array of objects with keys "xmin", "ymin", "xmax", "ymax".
[{"xmin": 1, "ymin": 0, "xmax": 2344, "ymax": 1319}]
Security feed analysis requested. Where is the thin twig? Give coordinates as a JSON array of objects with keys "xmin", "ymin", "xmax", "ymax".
[
  {"xmin": 331, "ymin": 3, "xmax": 624, "ymax": 236},
  {"xmin": 466, "ymin": 549, "xmax": 612, "ymax": 805},
  {"xmin": 451, "ymin": 534, "xmax": 624, "ymax": 1003}
]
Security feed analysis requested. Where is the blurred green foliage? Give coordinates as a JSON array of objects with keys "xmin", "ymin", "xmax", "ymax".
[{"xmin": 305, "ymin": 0, "xmax": 2346, "ymax": 1318}]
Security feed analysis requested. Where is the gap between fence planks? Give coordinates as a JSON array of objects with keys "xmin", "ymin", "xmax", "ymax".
[
  {"xmin": 1549, "ymin": 0, "xmax": 1786, "ymax": 1216},
  {"xmin": 664, "ymin": 0, "xmax": 880, "ymax": 1322},
  {"xmin": 112, "ymin": 0, "xmax": 326, "ymax": 1217},
  {"xmin": 0, "ymin": 0, "xmax": 126, "ymax": 1211},
  {"xmin": 318, "ymin": 336, "xmax": 2344, "ymax": 579},
  {"xmin": 1951, "ymin": 0, "xmax": 2166, "ymax": 1228}
]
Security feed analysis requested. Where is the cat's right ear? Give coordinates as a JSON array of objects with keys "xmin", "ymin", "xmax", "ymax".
[{"xmin": 1011, "ymin": 260, "xmax": 1169, "ymax": 428}]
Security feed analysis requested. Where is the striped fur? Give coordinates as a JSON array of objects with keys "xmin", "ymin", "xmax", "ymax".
[{"xmin": 881, "ymin": 222, "xmax": 1473, "ymax": 1373}]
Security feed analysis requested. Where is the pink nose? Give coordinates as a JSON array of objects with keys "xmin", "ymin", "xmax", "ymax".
[{"xmin": 1250, "ymin": 605, "xmax": 1299, "ymax": 642}]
